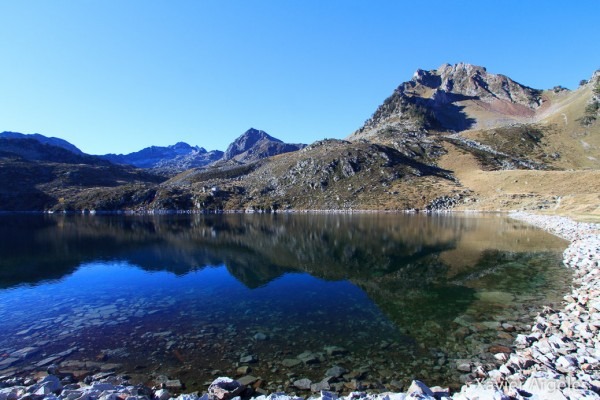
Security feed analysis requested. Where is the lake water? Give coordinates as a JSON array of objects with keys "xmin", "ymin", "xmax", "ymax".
[{"xmin": 0, "ymin": 213, "xmax": 570, "ymax": 393}]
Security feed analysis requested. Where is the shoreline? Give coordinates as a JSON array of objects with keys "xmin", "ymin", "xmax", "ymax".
[
  {"xmin": 1, "ymin": 212, "xmax": 599, "ymax": 400},
  {"xmin": 449, "ymin": 212, "xmax": 600, "ymax": 399}
]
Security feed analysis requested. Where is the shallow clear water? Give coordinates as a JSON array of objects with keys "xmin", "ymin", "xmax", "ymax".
[{"xmin": 0, "ymin": 213, "xmax": 570, "ymax": 392}]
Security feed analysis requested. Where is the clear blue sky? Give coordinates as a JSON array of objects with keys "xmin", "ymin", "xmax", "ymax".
[{"xmin": 0, "ymin": 1, "xmax": 598, "ymax": 155}]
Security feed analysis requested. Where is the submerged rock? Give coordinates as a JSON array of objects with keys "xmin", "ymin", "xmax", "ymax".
[
  {"xmin": 297, "ymin": 351, "xmax": 320, "ymax": 365},
  {"xmin": 292, "ymin": 378, "xmax": 312, "ymax": 390},
  {"xmin": 325, "ymin": 366, "xmax": 347, "ymax": 378},
  {"xmin": 207, "ymin": 377, "xmax": 244, "ymax": 400},
  {"xmin": 253, "ymin": 333, "xmax": 268, "ymax": 341},
  {"xmin": 240, "ymin": 355, "xmax": 258, "ymax": 364},
  {"xmin": 281, "ymin": 358, "xmax": 302, "ymax": 368}
]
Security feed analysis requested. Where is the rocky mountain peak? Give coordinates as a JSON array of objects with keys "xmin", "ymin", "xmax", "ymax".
[
  {"xmin": 433, "ymin": 63, "xmax": 542, "ymax": 108},
  {"xmin": 222, "ymin": 128, "xmax": 305, "ymax": 163},
  {"xmin": 169, "ymin": 142, "xmax": 205, "ymax": 154},
  {"xmin": 351, "ymin": 63, "xmax": 545, "ymax": 141},
  {"xmin": 223, "ymin": 129, "xmax": 281, "ymax": 161}
]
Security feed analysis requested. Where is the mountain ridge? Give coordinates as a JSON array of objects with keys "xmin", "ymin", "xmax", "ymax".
[
  {"xmin": 0, "ymin": 131, "xmax": 84, "ymax": 155},
  {"xmin": 0, "ymin": 63, "xmax": 598, "ymax": 217}
]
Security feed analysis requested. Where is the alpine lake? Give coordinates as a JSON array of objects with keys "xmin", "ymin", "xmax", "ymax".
[{"xmin": 0, "ymin": 213, "xmax": 571, "ymax": 394}]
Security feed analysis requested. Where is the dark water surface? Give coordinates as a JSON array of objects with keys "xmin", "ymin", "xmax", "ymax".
[{"xmin": 0, "ymin": 213, "xmax": 570, "ymax": 392}]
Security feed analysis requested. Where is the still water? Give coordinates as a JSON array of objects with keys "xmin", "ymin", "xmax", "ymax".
[{"xmin": 0, "ymin": 213, "xmax": 570, "ymax": 392}]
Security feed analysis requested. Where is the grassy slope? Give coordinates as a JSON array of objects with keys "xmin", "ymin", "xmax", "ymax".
[{"xmin": 435, "ymin": 86, "xmax": 599, "ymax": 221}]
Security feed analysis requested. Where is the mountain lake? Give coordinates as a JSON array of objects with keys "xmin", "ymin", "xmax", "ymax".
[{"xmin": 0, "ymin": 213, "xmax": 571, "ymax": 393}]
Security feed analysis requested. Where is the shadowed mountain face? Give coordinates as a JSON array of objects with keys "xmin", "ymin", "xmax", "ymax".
[
  {"xmin": 0, "ymin": 138, "xmax": 110, "ymax": 165},
  {"xmin": 0, "ymin": 138, "xmax": 165, "ymax": 211},
  {"xmin": 0, "ymin": 131, "xmax": 84, "ymax": 155}
]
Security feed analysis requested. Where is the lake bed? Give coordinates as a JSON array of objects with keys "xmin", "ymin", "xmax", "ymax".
[{"xmin": 0, "ymin": 214, "xmax": 570, "ymax": 394}]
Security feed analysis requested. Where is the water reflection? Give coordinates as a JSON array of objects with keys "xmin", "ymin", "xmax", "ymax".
[{"xmin": 0, "ymin": 213, "xmax": 570, "ymax": 391}]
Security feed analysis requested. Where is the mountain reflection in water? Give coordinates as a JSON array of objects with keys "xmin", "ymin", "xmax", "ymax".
[{"xmin": 0, "ymin": 213, "xmax": 570, "ymax": 390}]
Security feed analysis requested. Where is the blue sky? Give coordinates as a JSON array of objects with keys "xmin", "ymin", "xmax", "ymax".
[{"xmin": 0, "ymin": 1, "xmax": 598, "ymax": 155}]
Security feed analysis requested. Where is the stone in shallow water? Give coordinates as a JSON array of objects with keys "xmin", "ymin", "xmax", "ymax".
[
  {"xmin": 310, "ymin": 379, "xmax": 330, "ymax": 392},
  {"xmin": 323, "ymin": 346, "xmax": 347, "ymax": 356},
  {"xmin": 325, "ymin": 366, "xmax": 347, "ymax": 378},
  {"xmin": 456, "ymin": 360, "xmax": 472, "ymax": 373},
  {"xmin": 10, "ymin": 347, "xmax": 39, "ymax": 359},
  {"xmin": 488, "ymin": 344, "xmax": 512, "ymax": 354},
  {"xmin": 239, "ymin": 355, "xmax": 258, "ymax": 364},
  {"xmin": 475, "ymin": 291, "xmax": 515, "ymax": 304},
  {"xmin": 35, "ymin": 356, "xmax": 62, "ymax": 367},
  {"xmin": 253, "ymin": 333, "xmax": 268, "ymax": 341},
  {"xmin": 282, "ymin": 359, "xmax": 302, "ymax": 368},
  {"xmin": 293, "ymin": 378, "xmax": 312, "ymax": 390},
  {"xmin": 0, "ymin": 358, "xmax": 18, "ymax": 368},
  {"xmin": 297, "ymin": 351, "xmax": 320, "ymax": 365}
]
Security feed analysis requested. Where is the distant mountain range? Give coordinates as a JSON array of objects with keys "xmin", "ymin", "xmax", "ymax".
[
  {"xmin": 102, "ymin": 128, "xmax": 304, "ymax": 174},
  {"xmin": 0, "ymin": 63, "xmax": 598, "ymax": 214},
  {"xmin": 101, "ymin": 142, "xmax": 224, "ymax": 174},
  {"xmin": 1, "ymin": 127, "xmax": 305, "ymax": 176}
]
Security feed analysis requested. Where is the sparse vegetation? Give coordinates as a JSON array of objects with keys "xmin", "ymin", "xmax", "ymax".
[
  {"xmin": 579, "ymin": 81, "xmax": 600, "ymax": 126},
  {"xmin": 552, "ymin": 85, "xmax": 568, "ymax": 93}
]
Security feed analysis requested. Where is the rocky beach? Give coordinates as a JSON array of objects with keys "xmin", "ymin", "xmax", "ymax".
[{"xmin": 0, "ymin": 212, "xmax": 598, "ymax": 400}]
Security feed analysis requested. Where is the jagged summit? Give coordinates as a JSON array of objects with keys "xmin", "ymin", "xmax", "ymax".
[
  {"xmin": 351, "ymin": 63, "xmax": 544, "ymax": 140},
  {"xmin": 223, "ymin": 128, "xmax": 280, "ymax": 160},
  {"xmin": 222, "ymin": 128, "xmax": 305, "ymax": 163},
  {"xmin": 432, "ymin": 63, "xmax": 542, "ymax": 107},
  {"xmin": 101, "ymin": 142, "xmax": 222, "ymax": 172}
]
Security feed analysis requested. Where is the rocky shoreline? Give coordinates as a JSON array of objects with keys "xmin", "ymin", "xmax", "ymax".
[
  {"xmin": 1, "ymin": 212, "xmax": 599, "ymax": 400},
  {"xmin": 448, "ymin": 212, "xmax": 600, "ymax": 400}
]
